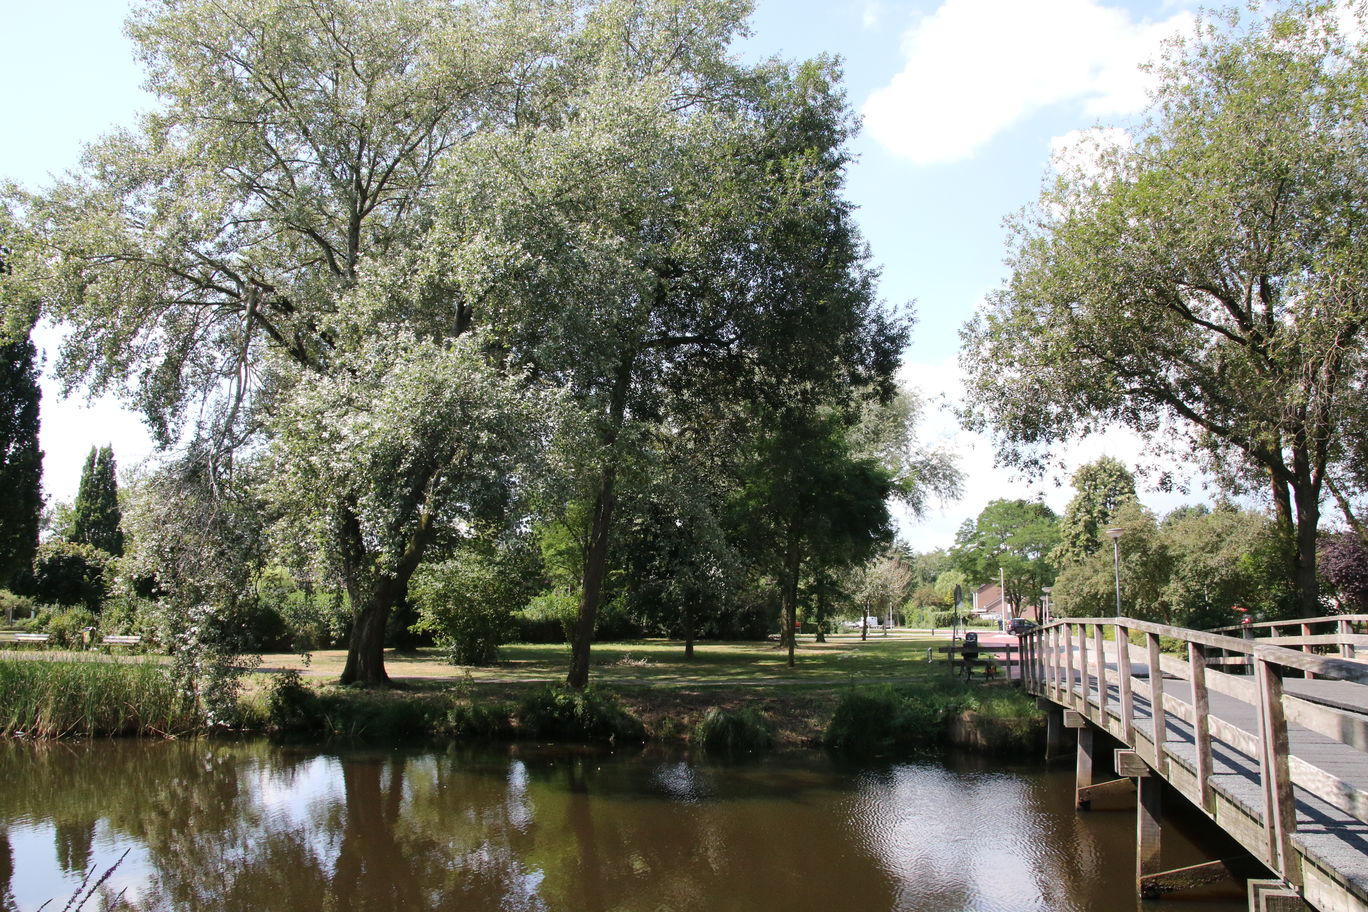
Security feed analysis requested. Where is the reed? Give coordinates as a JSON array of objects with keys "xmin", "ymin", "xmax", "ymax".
[{"xmin": 0, "ymin": 658, "xmax": 196, "ymax": 737}]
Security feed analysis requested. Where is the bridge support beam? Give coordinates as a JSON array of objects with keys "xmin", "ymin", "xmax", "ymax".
[
  {"xmin": 1042, "ymin": 702, "xmax": 1067, "ymax": 760},
  {"xmin": 1116, "ymin": 749, "xmax": 1163, "ymax": 897},
  {"xmin": 1075, "ymin": 777, "xmax": 1135, "ymax": 809},
  {"xmin": 1112, "ymin": 749, "xmax": 1235, "ymax": 900},
  {"xmin": 1246, "ymin": 879, "xmax": 1310, "ymax": 911},
  {"xmin": 1138, "ymin": 766, "xmax": 1163, "ymax": 893},
  {"xmin": 1066, "ymin": 712, "xmax": 1095, "ymax": 809}
]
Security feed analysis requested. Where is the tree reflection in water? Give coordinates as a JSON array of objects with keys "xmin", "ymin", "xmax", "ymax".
[
  {"xmin": 0, "ymin": 741, "xmax": 1246, "ymax": 912},
  {"xmin": 1, "ymin": 828, "xmax": 16, "ymax": 912}
]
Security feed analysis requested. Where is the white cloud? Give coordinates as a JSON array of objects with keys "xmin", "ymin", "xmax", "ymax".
[
  {"xmin": 1335, "ymin": 0, "xmax": 1367, "ymax": 42},
  {"xmin": 1048, "ymin": 126, "xmax": 1132, "ymax": 183},
  {"xmin": 894, "ymin": 351, "xmax": 1221, "ymax": 552},
  {"xmin": 862, "ymin": 0, "xmax": 1193, "ymax": 165},
  {"xmin": 862, "ymin": 1, "xmax": 883, "ymax": 29}
]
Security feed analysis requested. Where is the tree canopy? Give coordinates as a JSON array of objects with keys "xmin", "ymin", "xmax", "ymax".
[
  {"xmin": 4, "ymin": 0, "xmax": 916, "ymax": 687},
  {"xmin": 72, "ymin": 445, "xmax": 124, "ymax": 557},
  {"xmin": 1051, "ymin": 457, "xmax": 1136, "ymax": 569},
  {"xmin": 0, "ymin": 334, "xmax": 41, "ymax": 588},
  {"xmin": 949, "ymin": 498, "xmax": 1058, "ymax": 618},
  {"xmin": 1052, "ymin": 500, "xmax": 1290, "ymax": 627},
  {"xmin": 960, "ymin": 2, "xmax": 1368, "ymax": 617}
]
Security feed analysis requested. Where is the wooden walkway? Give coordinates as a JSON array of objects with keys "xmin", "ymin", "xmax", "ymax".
[{"xmin": 1021, "ymin": 616, "xmax": 1368, "ymax": 912}]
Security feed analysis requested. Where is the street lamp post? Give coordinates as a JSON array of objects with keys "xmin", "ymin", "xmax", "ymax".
[
  {"xmin": 1106, "ymin": 527, "xmax": 1124, "ymax": 615},
  {"xmin": 1042, "ymin": 586, "xmax": 1052, "ymax": 624}
]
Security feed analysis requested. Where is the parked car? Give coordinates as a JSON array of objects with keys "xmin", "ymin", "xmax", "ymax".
[
  {"xmin": 842, "ymin": 616, "xmax": 882, "ymax": 630},
  {"xmin": 1008, "ymin": 618, "xmax": 1038, "ymax": 635}
]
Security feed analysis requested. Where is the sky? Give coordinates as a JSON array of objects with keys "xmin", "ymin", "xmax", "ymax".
[{"xmin": 2, "ymin": 0, "xmax": 1230, "ymax": 551}]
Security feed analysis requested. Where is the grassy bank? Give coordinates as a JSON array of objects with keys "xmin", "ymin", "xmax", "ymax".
[
  {"xmin": 0, "ymin": 657, "xmax": 195, "ymax": 737},
  {"xmin": 243, "ymin": 633, "xmax": 1045, "ymax": 755},
  {"xmin": 0, "ymin": 632, "xmax": 1046, "ymax": 755}
]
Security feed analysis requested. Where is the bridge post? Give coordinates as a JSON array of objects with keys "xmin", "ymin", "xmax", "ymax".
[
  {"xmin": 1116, "ymin": 749, "xmax": 1164, "ymax": 896},
  {"xmin": 1113, "ymin": 622, "xmax": 1134, "ymax": 744},
  {"xmin": 1042, "ymin": 702, "xmax": 1067, "ymax": 760},
  {"xmin": 1255, "ymin": 656, "xmax": 1298, "ymax": 883},
  {"xmin": 1066, "ymin": 712, "xmax": 1094, "ymax": 809}
]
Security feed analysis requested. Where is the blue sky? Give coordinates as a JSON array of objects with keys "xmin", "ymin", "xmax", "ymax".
[{"xmin": 3, "ymin": 0, "xmax": 1220, "ymax": 550}]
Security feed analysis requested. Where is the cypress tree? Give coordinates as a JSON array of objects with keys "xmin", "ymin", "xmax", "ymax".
[
  {"xmin": 0, "ymin": 335, "xmax": 42, "ymax": 588},
  {"xmin": 72, "ymin": 445, "xmax": 123, "ymax": 557}
]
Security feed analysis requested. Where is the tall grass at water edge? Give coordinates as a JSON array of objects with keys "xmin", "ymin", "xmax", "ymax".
[
  {"xmin": 824, "ymin": 678, "xmax": 1044, "ymax": 756},
  {"xmin": 0, "ymin": 659, "xmax": 195, "ymax": 737}
]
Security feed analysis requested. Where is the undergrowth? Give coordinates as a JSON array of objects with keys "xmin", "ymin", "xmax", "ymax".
[{"xmin": 515, "ymin": 685, "xmax": 645, "ymax": 742}]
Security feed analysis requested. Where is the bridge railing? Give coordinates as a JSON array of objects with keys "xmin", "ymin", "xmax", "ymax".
[
  {"xmin": 1021, "ymin": 617, "xmax": 1368, "ymax": 885},
  {"xmin": 1206, "ymin": 614, "xmax": 1367, "ymax": 665}
]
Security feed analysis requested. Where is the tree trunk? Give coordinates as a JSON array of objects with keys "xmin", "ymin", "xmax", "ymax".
[
  {"xmin": 683, "ymin": 602, "xmax": 694, "ymax": 660},
  {"xmin": 341, "ymin": 594, "xmax": 394, "ymax": 686},
  {"xmin": 338, "ymin": 497, "xmax": 434, "ymax": 686},
  {"xmin": 567, "ymin": 465, "xmax": 617, "ymax": 690},
  {"xmin": 566, "ymin": 357, "xmax": 634, "ymax": 690},
  {"xmin": 814, "ymin": 583, "xmax": 827, "ymax": 644},
  {"xmin": 1292, "ymin": 479, "xmax": 1322, "ymax": 619},
  {"xmin": 1270, "ymin": 470, "xmax": 1299, "ymax": 607},
  {"xmin": 781, "ymin": 518, "xmax": 801, "ymax": 668}
]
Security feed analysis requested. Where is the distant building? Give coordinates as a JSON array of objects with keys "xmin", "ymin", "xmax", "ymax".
[{"xmin": 973, "ymin": 583, "xmax": 1010, "ymax": 626}]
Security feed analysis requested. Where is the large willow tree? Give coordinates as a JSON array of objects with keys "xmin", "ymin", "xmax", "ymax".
[
  {"xmin": 6, "ymin": 0, "xmax": 903, "ymax": 684},
  {"xmin": 429, "ymin": 46, "xmax": 903, "ymax": 687},
  {"xmin": 5, "ymin": 0, "xmax": 571, "ymax": 683},
  {"xmin": 961, "ymin": 2, "xmax": 1368, "ymax": 618}
]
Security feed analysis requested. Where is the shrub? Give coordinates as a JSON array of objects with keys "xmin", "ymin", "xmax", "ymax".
[
  {"xmin": 20, "ymin": 542, "xmax": 112, "ymax": 611},
  {"xmin": 277, "ymin": 591, "xmax": 351, "ymax": 652},
  {"xmin": 0, "ymin": 589, "xmax": 38, "ymax": 622},
  {"xmin": 694, "ymin": 706, "xmax": 772, "ymax": 753},
  {"xmin": 824, "ymin": 686, "xmax": 904, "ymax": 755},
  {"xmin": 32, "ymin": 605, "xmax": 98, "ymax": 648},
  {"xmin": 824, "ymin": 682, "xmax": 978, "ymax": 756},
  {"xmin": 264, "ymin": 669, "xmax": 323, "ymax": 733},
  {"xmin": 521, "ymin": 590, "xmax": 579, "ymax": 642},
  {"xmin": 410, "ymin": 556, "xmax": 523, "ymax": 665},
  {"xmin": 516, "ymin": 686, "xmax": 645, "ymax": 742},
  {"xmin": 313, "ymin": 689, "xmax": 446, "ymax": 740},
  {"xmin": 442, "ymin": 701, "xmax": 512, "ymax": 739}
]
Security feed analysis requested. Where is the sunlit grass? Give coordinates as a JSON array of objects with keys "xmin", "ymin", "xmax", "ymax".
[{"xmin": 260, "ymin": 631, "xmax": 954, "ymax": 687}]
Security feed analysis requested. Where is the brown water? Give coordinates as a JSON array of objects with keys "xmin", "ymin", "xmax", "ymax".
[{"xmin": 0, "ymin": 740, "xmax": 1250, "ymax": 912}]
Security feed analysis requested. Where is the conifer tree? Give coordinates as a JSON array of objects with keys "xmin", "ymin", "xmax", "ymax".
[
  {"xmin": 0, "ymin": 336, "xmax": 42, "ymax": 588},
  {"xmin": 72, "ymin": 445, "xmax": 123, "ymax": 556}
]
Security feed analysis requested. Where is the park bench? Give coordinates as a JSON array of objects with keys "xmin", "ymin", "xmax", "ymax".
[
  {"xmin": 101, "ymin": 635, "xmax": 142, "ymax": 648},
  {"xmin": 0, "ymin": 632, "xmax": 51, "ymax": 645},
  {"xmin": 938, "ymin": 641, "xmax": 1017, "ymax": 682}
]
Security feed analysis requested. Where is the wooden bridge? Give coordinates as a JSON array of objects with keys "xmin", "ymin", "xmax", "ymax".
[{"xmin": 1019, "ymin": 615, "xmax": 1368, "ymax": 912}]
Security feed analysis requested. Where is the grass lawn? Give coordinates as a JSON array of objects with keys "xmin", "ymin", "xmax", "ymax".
[
  {"xmin": 260, "ymin": 629, "xmax": 955, "ymax": 687},
  {"xmin": 252, "ymin": 630, "xmax": 1025, "ymax": 747}
]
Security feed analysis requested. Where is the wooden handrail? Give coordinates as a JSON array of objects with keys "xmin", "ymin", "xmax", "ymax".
[
  {"xmin": 1207, "ymin": 614, "xmax": 1368, "ymax": 635},
  {"xmin": 1022, "ymin": 615, "xmax": 1368, "ymax": 895}
]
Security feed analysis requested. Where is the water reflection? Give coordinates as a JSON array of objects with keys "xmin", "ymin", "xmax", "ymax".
[{"xmin": 0, "ymin": 740, "xmax": 1245, "ymax": 912}]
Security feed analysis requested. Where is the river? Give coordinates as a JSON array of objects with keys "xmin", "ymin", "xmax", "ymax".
[{"xmin": 0, "ymin": 739, "xmax": 1249, "ymax": 911}]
